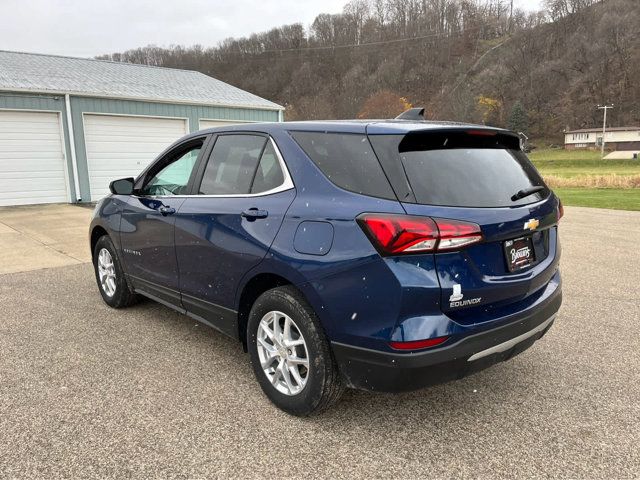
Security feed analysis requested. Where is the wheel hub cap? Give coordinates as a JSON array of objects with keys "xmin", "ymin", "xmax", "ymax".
[
  {"xmin": 256, "ymin": 311, "xmax": 309, "ymax": 396},
  {"xmin": 97, "ymin": 248, "xmax": 117, "ymax": 297}
]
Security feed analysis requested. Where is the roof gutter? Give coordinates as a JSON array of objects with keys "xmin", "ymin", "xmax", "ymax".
[{"xmin": 64, "ymin": 94, "xmax": 82, "ymax": 202}]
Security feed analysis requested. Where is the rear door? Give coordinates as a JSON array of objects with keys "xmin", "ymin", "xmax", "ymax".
[
  {"xmin": 174, "ymin": 133, "xmax": 295, "ymax": 335},
  {"xmin": 369, "ymin": 129, "xmax": 561, "ymax": 323}
]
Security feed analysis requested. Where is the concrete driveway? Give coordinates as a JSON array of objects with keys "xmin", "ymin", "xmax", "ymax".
[
  {"xmin": 0, "ymin": 204, "xmax": 92, "ymax": 274},
  {"xmin": 0, "ymin": 205, "xmax": 638, "ymax": 478}
]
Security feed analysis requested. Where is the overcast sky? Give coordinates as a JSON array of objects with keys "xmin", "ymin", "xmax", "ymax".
[{"xmin": 0, "ymin": 0, "xmax": 544, "ymax": 58}]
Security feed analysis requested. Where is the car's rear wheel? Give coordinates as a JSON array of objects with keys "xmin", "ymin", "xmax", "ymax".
[
  {"xmin": 93, "ymin": 235, "xmax": 137, "ymax": 308},
  {"xmin": 247, "ymin": 286, "xmax": 344, "ymax": 416}
]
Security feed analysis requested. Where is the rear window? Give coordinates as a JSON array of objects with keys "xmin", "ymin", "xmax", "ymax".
[
  {"xmin": 290, "ymin": 131, "xmax": 395, "ymax": 200},
  {"xmin": 370, "ymin": 132, "xmax": 549, "ymax": 207}
]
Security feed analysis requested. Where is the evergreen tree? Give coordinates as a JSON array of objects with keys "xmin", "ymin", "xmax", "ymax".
[{"xmin": 507, "ymin": 101, "xmax": 529, "ymax": 134}]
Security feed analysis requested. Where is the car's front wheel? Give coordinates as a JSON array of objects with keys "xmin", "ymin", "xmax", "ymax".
[
  {"xmin": 92, "ymin": 235, "xmax": 137, "ymax": 308},
  {"xmin": 247, "ymin": 286, "xmax": 344, "ymax": 416}
]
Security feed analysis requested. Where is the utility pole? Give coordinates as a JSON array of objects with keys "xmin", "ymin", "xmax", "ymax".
[
  {"xmin": 509, "ymin": 0, "xmax": 514, "ymax": 33},
  {"xmin": 597, "ymin": 104, "xmax": 614, "ymax": 159}
]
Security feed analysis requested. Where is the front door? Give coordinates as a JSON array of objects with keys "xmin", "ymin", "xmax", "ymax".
[
  {"xmin": 175, "ymin": 134, "xmax": 295, "ymax": 335},
  {"xmin": 120, "ymin": 137, "xmax": 206, "ymax": 306}
]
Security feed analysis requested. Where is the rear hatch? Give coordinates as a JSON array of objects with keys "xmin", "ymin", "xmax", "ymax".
[{"xmin": 368, "ymin": 128, "xmax": 561, "ymax": 324}]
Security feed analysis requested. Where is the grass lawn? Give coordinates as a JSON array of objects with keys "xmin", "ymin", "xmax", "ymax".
[
  {"xmin": 554, "ymin": 188, "xmax": 640, "ymax": 211},
  {"xmin": 529, "ymin": 148, "xmax": 640, "ymax": 177},
  {"xmin": 525, "ymin": 149, "xmax": 640, "ymax": 211},
  {"xmin": 529, "ymin": 148, "xmax": 603, "ymax": 161}
]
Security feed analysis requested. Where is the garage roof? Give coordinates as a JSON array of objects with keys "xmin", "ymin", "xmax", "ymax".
[{"xmin": 0, "ymin": 50, "xmax": 282, "ymax": 110}]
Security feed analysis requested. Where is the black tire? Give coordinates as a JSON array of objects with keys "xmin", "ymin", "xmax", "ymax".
[
  {"xmin": 92, "ymin": 235, "xmax": 137, "ymax": 308},
  {"xmin": 247, "ymin": 286, "xmax": 345, "ymax": 416}
]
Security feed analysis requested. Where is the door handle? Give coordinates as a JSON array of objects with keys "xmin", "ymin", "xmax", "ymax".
[
  {"xmin": 159, "ymin": 205, "xmax": 176, "ymax": 216},
  {"xmin": 241, "ymin": 208, "xmax": 268, "ymax": 220}
]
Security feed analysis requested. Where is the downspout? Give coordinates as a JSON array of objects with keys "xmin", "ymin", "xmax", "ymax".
[
  {"xmin": 64, "ymin": 94, "xmax": 82, "ymax": 202},
  {"xmin": 278, "ymin": 109, "xmax": 284, "ymax": 122}
]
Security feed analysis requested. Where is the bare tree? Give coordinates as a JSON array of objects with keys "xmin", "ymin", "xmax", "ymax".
[{"xmin": 97, "ymin": 0, "xmax": 637, "ymax": 137}]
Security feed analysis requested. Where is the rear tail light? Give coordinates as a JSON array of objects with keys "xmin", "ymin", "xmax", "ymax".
[
  {"xmin": 357, "ymin": 213, "xmax": 482, "ymax": 255},
  {"xmin": 557, "ymin": 199, "xmax": 564, "ymax": 221},
  {"xmin": 389, "ymin": 336, "xmax": 450, "ymax": 351},
  {"xmin": 357, "ymin": 214, "xmax": 438, "ymax": 254},
  {"xmin": 435, "ymin": 219, "xmax": 484, "ymax": 251}
]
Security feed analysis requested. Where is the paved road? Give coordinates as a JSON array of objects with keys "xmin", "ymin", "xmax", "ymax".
[{"xmin": 1, "ymin": 206, "xmax": 638, "ymax": 478}]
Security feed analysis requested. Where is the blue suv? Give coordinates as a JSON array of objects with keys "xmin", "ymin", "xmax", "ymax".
[{"xmin": 90, "ymin": 113, "xmax": 562, "ymax": 415}]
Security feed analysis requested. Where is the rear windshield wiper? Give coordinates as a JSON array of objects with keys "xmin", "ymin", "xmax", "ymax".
[{"xmin": 511, "ymin": 186, "xmax": 545, "ymax": 202}]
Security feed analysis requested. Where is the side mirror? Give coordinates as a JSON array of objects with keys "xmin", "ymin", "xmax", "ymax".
[{"xmin": 109, "ymin": 177, "xmax": 135, "ymax": 195}]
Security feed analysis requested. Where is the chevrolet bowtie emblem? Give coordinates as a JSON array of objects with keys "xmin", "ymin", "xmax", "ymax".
[{"xmin": 524, "ymin": 218, "xmax": 540, "ymax": 231}]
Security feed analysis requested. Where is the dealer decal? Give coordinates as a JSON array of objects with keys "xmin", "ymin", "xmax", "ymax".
[{"xmin": 511, "ymin": 245, "xmax": 531, "ymax": 264}]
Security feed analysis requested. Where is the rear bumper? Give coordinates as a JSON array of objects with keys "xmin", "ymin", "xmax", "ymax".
[{"xmin": 332, "ymin": 286, "xmax": 562, "ymax": 392}]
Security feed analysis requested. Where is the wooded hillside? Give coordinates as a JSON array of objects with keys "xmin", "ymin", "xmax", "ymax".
[{"xmin": 98, "ymin": 0, "xmax": 639, "ymax": 141}]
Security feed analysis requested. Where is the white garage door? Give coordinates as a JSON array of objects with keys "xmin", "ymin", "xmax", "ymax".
[
  {"xmin": 198, "ymin": 119, "xmax": 244, "ymax": 130},
  {"xmin": 84, "ymin": 114, "xmax": 188, "ymax": 201},
  {"xmin": 0, "ymin": 110, "xmax": 68, "ymax": 206}
]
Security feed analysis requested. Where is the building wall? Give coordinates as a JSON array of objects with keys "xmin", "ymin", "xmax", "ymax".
[
  {"xmin": 611, "ymin": 141, "xmax": 640, "ymax": 151},
  {"xmin": 564, "ymin": 131, "xmax": 595, "ymax": 145},
  {"xmin": 565, "ymin": 141, "xmax": 640, "ymax": 151},
  {"xmin": 68, "ymin": 97, "xmax": 280, "ymax": 201},
  {"xmin": 0, "ymin": 91, "xmax": 281, "ymax": 202},
  {"xmin": 606, "ymin": 130, "xmax": 640, "ymax": 142},
  {"xmin": 565, "ymin": 129, "xmax": 640, "ymax": 147}
]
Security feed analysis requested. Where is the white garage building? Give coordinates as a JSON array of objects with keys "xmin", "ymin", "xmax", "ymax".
[{"xmin": 0, "ymin": 50, "xmax": 283, "ymax": 206}]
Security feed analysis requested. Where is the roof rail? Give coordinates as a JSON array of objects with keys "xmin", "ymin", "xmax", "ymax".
[{"xmin": 395, "ymin": 107, "xmax": 425, "ymax": 121}]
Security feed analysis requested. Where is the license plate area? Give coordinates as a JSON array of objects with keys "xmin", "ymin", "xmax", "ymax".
[{"xmin": 504, "ymin": 236, "xmax": 535, "ymax": 272}]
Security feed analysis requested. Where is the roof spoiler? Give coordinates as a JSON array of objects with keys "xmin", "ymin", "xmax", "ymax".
[{"xmin": 395, "ymin": 107, "xmax": 425, "ymax": 121}]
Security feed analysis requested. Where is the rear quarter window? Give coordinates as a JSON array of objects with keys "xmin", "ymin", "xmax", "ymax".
[{"xmin": 290, "ymin": 131, "xmax": 395, "ymax": 200}]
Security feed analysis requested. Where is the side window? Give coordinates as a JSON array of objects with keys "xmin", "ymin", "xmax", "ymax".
[
  {"xmin": 290, "ymin": 132, "xmax": 395, "ymax": 200},
  {"xmin": 142, "ymin": 142, "xmax": 202, "ymax": 196},
  {"xmin": 199, "ymin": 135, "xmax": 267, "ymax": 195},
  {"xmin": 250, "ymin": 141, "xmax": 285, "ymax": 194}
]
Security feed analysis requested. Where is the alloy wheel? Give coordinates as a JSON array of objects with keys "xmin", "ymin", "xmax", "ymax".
[
  {"xmin": 97, "ymin": 248, "xmax": 117, "ymax": 297},
  {"xmin": 256, "ymin": 311, "xmax": 310, "ymax": 396}
]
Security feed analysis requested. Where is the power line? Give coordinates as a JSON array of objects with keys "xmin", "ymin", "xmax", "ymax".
[
  {"xmin": 213, "ymin": 24, "xmax": 488, "ymax": 57},
  {"xmin": 447, "ymin": 36, "xmax": 512, "ymax": 97}
]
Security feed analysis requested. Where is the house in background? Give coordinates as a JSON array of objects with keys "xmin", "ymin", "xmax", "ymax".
[
  {"xmin": 564, "ymin": 126, "xmax": 640, "ymax": 151},
  {"xmin": 0, "ymin": 50, "xmax": 283, "ymax": 206}
]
